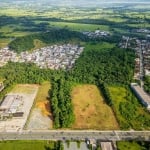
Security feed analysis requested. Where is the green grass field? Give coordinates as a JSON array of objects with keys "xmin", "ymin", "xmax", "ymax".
[
  {"xmin": 108, "ymin": 85, "xmax": 150, "ymax": 130},
  {"xmin": 0, "ymin": 38, "xmax": 12, "ymax": 48},
  {"xmin": 50, "ymin": 22, "xmax": 109, "ymax": 31},
  {"xmin": 84, "ymin": 42, "xmax": 115, "ymax": 52},
  {"xmin": 0, "ymin": 140, "xmax": 56, "ymax": 150},
  {"xmin": 117, "ymin": 141, "xmax": 148, "ymax": 150}
]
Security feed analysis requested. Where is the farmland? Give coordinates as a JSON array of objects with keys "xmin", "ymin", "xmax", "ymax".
[
  {"xmin": 0, "ymin": 3, "xmax": 150, "ymax": 48},
  {"xmin": 71, "ymin": 84, "xmax": 119, "ymax": 130}
]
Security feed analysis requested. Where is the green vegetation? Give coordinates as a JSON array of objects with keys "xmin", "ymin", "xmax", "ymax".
[
  {"xmin": 50, "ymin": 22, "xmax": 109, "ymax": 31},
  {"xmin": 108, "ymin": 86, "xmax": 150, "ymax": 130},
  {"xmin": 0, "ymin": 140, "xmax": 64, "ymax": 150},
  {"xmin": 30, "ymin": 39, "xmax": 47, "ymax": 51},
  {"xmin": 117, "ymin": 141, "xmax": 150, "ymax": 150},
  {"xmin": 0, "ymin": 38, "xmax": 12, "ymax": 48},
  {"xmin": 144, "ymin": 76, "xmax": 150, "ymax": 94},
  {"xmin": 70, "ymin": 43, "xmax": 135, "ymax": 85},
  {"xmin": 9, "ymin": 29, "xmax": 88, "ymax": 53},
  {"xmin": 50, "ymin": 75, "xmax": 75, "ymax": 128},
  {"xmin": 35, "ymin": 81, "xmax": 51, "ymax": 102}
]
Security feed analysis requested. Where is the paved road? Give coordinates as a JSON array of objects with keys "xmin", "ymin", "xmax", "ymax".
[{"xmin": 0, "ymin": 130, "xmax": 150, "ymax": 141}]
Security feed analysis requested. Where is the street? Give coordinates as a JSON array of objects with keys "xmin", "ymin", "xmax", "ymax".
[{"xmin": 0, "ymin": 130, "xmax": 150, "ymax": 141}]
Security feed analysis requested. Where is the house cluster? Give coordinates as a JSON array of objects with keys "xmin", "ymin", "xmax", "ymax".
[
  {"xmin": 136, "ymin": 28, "xmax": 150, "ymax": 34},
  {"xmin": 0, "ymin": 47, "xmax": 17, "ymax": 67},
  {"xmin": 119, "ymin": 36, "xmax": 150, "ymax": 79},
  {"xmin": 0, "ymin": 44, "xmax": 84, "ymax": 69},
  {"xmin": 82, "ymin": 30, "xmax": 110, "ymax": 39}
]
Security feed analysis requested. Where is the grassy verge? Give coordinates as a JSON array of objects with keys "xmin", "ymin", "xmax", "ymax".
[
  {"xmin": 0, "ymin": 140, "xmax": 56, "ymax": 150},
  {"xmin": 71, "ymin": 84, "xmax": 119, "ymax": 130},
  {"xmin": 117, "ymin": 141, "xmax": 149, "ymax": 150}
]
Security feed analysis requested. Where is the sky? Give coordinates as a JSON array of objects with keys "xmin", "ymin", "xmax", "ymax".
[{"xmin": 1, "ymin": 0, "xmax": 150, "ymax": 7}]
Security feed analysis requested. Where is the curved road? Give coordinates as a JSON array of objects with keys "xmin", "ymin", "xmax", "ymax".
[{"xmin": 0, "ymin": 130, "xmax": 150, "ymax": 141}]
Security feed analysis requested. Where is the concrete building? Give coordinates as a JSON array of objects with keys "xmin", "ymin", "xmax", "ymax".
[
  {"xmin": 0, "ymin": 95, "xmax": 24, "ymax": 118},
  {"xmin": 131, "ymin": 83, "xmax": 150, "ymax": 110}
]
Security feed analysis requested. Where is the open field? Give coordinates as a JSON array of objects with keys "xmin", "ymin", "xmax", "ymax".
[
  {"xmin": 50, "ymin": 22, "xmax": 109, "ymax": 31},
  {"xmin": 30, "ymin": 39, "xmax": 47, "ymax": 52},
  {"xmin": 85, "ymin": 42, "xmax": 115, "ymax": 52},
  {"xmin": 0, "ymin": 140, "xmax": 56, "ymax": 150},
  {"xmin": 71, "ymin": 84, "xmax": 119, "ymax": 130},
  {"xmin": 27, "ymin": 81, "xmax": 53, "ymax": 130},
  {"xmin": 108, "ymin": 85, "xmax": 150, "ymax": 130},
  {"xmin": 0, "ymin": 38, "xmax": 12, "ymax": 48}
]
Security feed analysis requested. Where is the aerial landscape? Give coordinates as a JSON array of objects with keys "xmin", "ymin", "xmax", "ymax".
[{"xmin": 0, "ymin": 0, "xmax": 150, "ymax": 149}]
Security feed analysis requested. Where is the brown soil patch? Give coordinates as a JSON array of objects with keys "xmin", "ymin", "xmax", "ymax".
[{"xmin": 71, "ymin": 84, "xmax": 119, "ymax": 130}]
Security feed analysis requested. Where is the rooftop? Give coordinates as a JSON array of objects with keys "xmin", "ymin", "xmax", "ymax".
[{"xmin": 131, "ymin": 83, "xmax": 150, "ymax": 105}]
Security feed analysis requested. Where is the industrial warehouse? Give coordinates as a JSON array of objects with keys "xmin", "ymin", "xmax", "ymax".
[
  {"xmin": 0, "ymin": 94, "xmax": 24, "ymax": 120},
  {"xmin": 131, "ymin": 83, "xmax": 150, "ymax": 110},
  {"xmin": 0, "ymin": 84, "xmax": 38, "ymax": 132}
]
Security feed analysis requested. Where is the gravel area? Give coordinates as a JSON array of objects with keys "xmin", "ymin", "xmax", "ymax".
[{"xmin": 27, "ymin": 108, "xmax": 52, "ymax": 130}]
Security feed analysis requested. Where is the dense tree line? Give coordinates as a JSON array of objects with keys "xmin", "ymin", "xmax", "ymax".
[
  {"xmin": 0, "ymin": 62, "xmax": 54, "ymax": 85},
  {"xmin": 98, "ymin": 82, "xmax": 113, "ymax": 106},
  {"xmin": 50, "ymin": 75, "xmax": 75, "ymax": 128}
]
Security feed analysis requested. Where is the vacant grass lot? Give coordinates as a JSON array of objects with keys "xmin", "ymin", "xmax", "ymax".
[
  {"xmin": 0, "ymin": 38, "xmax": 12, "ymax": 48},
  {"xmin": 30, "ymin": 39, "xmax": 47, "ymax": 52},
  {"xmin": 0, "ymin": 140, "xmax": 56, "ymax": 150},
  {"xmin": 108, "ymin": 85, "xmax": 150, "ymax": 130},
  {"xmin": 71, "ymin": 84, "xmax": 119, "ymax": 130},
  {"xmin": 11, "ymin": 84, "xmax": 39, "ymax": 94}
]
